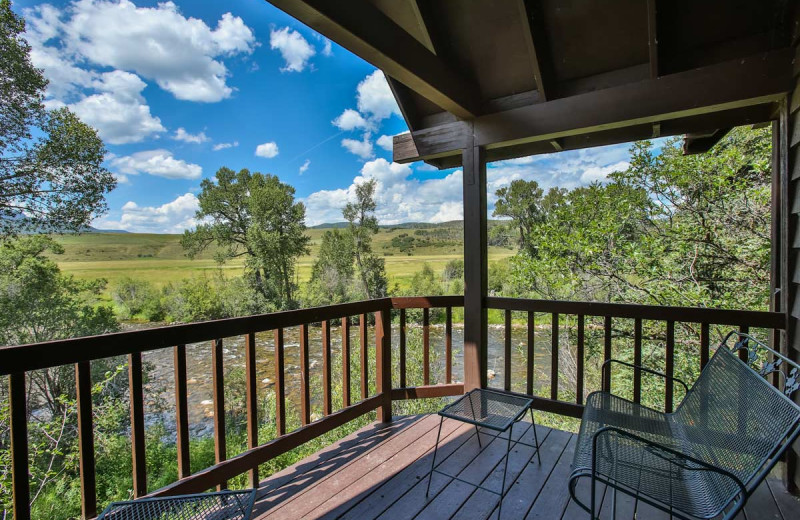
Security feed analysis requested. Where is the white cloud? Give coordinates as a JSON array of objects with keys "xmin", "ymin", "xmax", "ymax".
[
  {"xmin": 67, "ymin": 70, "xmax": 165, "ymax": 144},
  {"xmin": 25, "ymin": 1, "xmax": 256, "ymax": 103},
  {"xmin": 356, "ymin": 70, "xmax": 400, "ymax": 121},
  {"xmin": 95, "ymin": 193, "xmax": 200, "ymax": 233},
  {"xmin": 212, "ymin": 141, "xmax": 239, "ymax": 151},
  {"xmin": 332, "ymin": 109, "xmax": 371, "ymax": 131},
  {"xmin": 255, "ymin": 141, "xmax": 279, "ymax": 158},
  {"xmin": 299, "ymin": 159, "xmax": 311, "ymax": 175},
  {"xmin": 376, "ymin": 134, "xmax": 394, "ymax": 152},
  {"xmin": 579, "ymin": 161, "xmax": 630, "ymax": 183},
  {"xmin": 341, "ymin": 134, "xmax": 374, "ymax": 159},
  {"xmin": 173, "ymin": 127, "xmax": 209, "ymax": 144},
  {"xmin": 108, "ymin": 149, "xmax": 202, "ymax": 180},
  {"xmin": 270, "ymin": 27, "xmax": 315, "ymax": 72},
  {"xmin": 322, "ymin": 38, "xmax": 332, "ymax": 57}
]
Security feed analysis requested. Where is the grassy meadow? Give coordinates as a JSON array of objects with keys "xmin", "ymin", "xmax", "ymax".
[{"xmin": 50, "ymin": 224, "xmax": 515, "ymax": 302}]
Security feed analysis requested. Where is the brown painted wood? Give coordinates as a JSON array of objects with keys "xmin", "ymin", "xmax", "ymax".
[
  {"xmin": 245, "ymin": 333, "xmax": 259, "ymax": 487},
  {"xmin": 211, "ymin": 339, "xmax": 227, "ymax": 490},
  {"xmin": 391, "ymin": 296, "xmax": 465, "ymax": 310},
  {"xmin": 173, "ymin": 345, "xmax": 191, "ymax": 479},
  {"xmin": 390, "ymin": 383, "xmax": 465, "ymax": 400},
  {"xmin": 666, "ymin": 321, "xmax": 675, "ymax": 413},
  {"xmin": 423, "ymin": 307, "xmax": 430, "ymax": 385},
  {"xmin": 551, "ymin": 313, "xmax": 559, "ymax": 400},
  {"xmin": 634, "ymin": 319, "xmax": 643, "ymax": 404},
  {"xmin": 267, "ymin": 0, "xmax": 482, "ymax": 118},
  {"xmin": 646, "ymin": 0, "xmax": 658, "ymax": 78},
  {"xmin": 322, "ymin": 320, "xmax": 332, "ymax": 415},
  {"xmin": 75, "ymin": 361, "xmax": 97, "ymax": 519},
  {"xmin": 300, "ymin": 324, "xmax": 310, "ymax": 425},
  {"xmin": 376, "ymin": 309, "xmax": 392, "ymax": 422},
  {"xmin": 486, "ymin": 297, "xmax": 785, "ymax": 329},
  {"xmin": 399, "ymin": 308, "xmax": 407, "ymax": 388},
  {"xmin": 360, "ymin": 313, "xmax": 369, "ymax": 399},
  {"xmin": 9, "ymin": 373, "xmax": 30, "ymax": 520},
  {"xmin": 463, "ymin": 144, "xmax": 488, "ymax": 392},
  {"xmin": 739, "ymin": 324, "xmax": 751, "ymax": 362},
  {"xmin": 274, "ymin": 329, "xmax": 286, "ymax": 436},
  {"xmin": 604, "ymin": 316, "xmax": 612, "ymax": 392},
  {"xmin": 576, "ymin": 314, "xmax": 584, "ymax": 405},
  {"xmin": 700, "ymin": 322, "xmax": 710, "ymax": 370},
  {"xmin": 341, "ymin": 318, "xmax": 351, "ymax": 408},
  {"xmin": 505, "ymin": 309, "xmax": 512, "ymax": 392},
  {"xmin": 518, "ymin": 0, "xmax": 555, "ymax": 101},
  {"xmin": 128, "ymin": 352, "xmax": 147, "ymax": 497},
  {"xmin": 445, "ymin": 307, "xmax": 453, "ymax": 384},
  {"xmin": 527, "ymin": 310, "xmax": 535, "ymax": 396}
]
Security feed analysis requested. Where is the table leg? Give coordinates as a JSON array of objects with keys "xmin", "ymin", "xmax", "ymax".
[
  {"xmin": 498, "ymin": 425, "xmax": 512, "ymax": 518},
  {"xmin": 529, "ymin": 407, "xmax": 541, "ymax": 464},
  {"xmin": 468, "ymin": 395, "xmax": 482, "ymax": 448},
  {"xmin": 426, "ymin": 416, "xmax": 444, "ymax": 498}
]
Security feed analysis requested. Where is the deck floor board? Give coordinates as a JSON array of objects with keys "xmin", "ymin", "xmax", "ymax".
[{"xmin": 252, "ymin": 414, "xmax": 800, "ymax": 520}]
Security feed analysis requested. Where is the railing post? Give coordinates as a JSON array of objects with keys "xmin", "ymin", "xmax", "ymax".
[
  {"xmin": 244, "ymin": 333, "xmax": 259, "ymax": 487},
  {"xmin": 76, "ymin": 361, "xmax": 97, "ymax": 519},
  {"xmin": 128, "ymin": 352, "xmax": 147, "ymax": 497},
  {"xmin": 9, "ymin": 372, "xmax": 31, "ymax": 520},
  {"xmin": 376, "ymin": 307, "xmax": 392, "ymax": 422},
  {"xmin": 462, "ymin": 141, "xmax": 488, "ymax": 391}
]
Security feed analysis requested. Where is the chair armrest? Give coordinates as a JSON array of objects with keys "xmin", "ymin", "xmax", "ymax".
[{"xmin": 601, "ymin": 358, "xmax": 689, "ymax": 397}]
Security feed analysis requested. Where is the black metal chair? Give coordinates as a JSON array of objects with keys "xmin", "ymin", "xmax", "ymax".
[
  {"xmin": 569, "ymin": 332, "xmax": 800, "ymax": 520},
  {"xmin": 97, "ymin": 490, "xmax": 257, "ymax": 520}
]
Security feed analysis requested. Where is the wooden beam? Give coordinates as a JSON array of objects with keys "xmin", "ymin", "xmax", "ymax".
[
  {"xmin": 549, "ymin": 139, "xmax": 563, "ymax": 151},
  {"xmin": 646, "ymin": 0, "xmax": 659, "ymax": 78},
  {"xmin": 393, "ymin": 49, "xmax": 792, "ymax": 163},
  {"xmin": 518, "ymin": 0, "xmax": 555, "ymax": 100},
  {"xmin": 266, "ymin": 0, "xmax": 482, "ymax": 118},
  {"xmin": 682, "ymin": 128, "xmax": 732, "ymax": 155}
]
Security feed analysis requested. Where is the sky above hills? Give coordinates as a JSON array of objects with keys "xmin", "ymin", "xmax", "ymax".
[{"xmin": 13, "ymin": 0, "xmax": 646, "ymax": 233}]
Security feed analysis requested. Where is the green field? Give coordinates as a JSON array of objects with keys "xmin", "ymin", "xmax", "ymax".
[{"xmin": 50, "ymin": 225, "xmax": 515, "ymax": 298}]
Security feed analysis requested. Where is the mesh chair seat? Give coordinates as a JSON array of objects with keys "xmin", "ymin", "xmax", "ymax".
[
  {"xmin": 571, "ymin": 345, "xmax": 800, "ymax": 519},
  {"xmin": 97, "ymin": 490, "xmax": 257, "ymax": 520}
]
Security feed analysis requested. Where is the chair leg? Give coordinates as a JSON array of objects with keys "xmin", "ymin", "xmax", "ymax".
[
  {"xmin": 529, "ymin": 407, "xmax": 541, "ymax": 464},
  {"xmin": 426, "ymin": 417, "xmax": 444, "ymax": 498},
  {"xmin": 475, "ymin": 425, "xmax": 482, "ymax": 448}
]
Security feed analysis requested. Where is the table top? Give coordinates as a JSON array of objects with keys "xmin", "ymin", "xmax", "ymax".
[{"xmin": 438, "ymin": 388, "xmax": 534, "ymax": 432}]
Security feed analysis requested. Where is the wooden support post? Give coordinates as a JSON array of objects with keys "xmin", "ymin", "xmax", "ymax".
[
  {"xmin": 10, "ymin": 373, "xmax": 31, "ymax": 520},
  {"xmin": 462, "ymin": 143, "xmax": 488, "ymax": 391},
  {"xmin": 244, "ymin": 333, "xmax": 259, "ymax": 487},
  {"xmin": 211, "ymin": 339, "xmax": 227, "ymax": 490},
  {"xmin": 128, "ymin": 353, "xmax": 147, "ymax": 497},
  {"xmin": 376, "ymin": 308, "xmax": 392, "ymax": 422},
  {"xmin": 174, "ymin": 345, "xmax": 191, "ymax": 479},
  {"xmin": 76, "ymin": 361, "xmax": 97, "ymax": 519},
  {"xmin": 341, "ymin": 318, "xmax": 351, "ymax": 408}
]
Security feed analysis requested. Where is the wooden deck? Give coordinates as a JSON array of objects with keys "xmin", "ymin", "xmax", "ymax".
[{"xmin": 251, "ymin": 414, "xmax": 800, "ymax": 520}]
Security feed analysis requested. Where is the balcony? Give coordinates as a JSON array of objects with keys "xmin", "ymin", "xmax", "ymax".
[{"xmin": 2, "ymin": 296, "xmax": 795, "ymax": 519}]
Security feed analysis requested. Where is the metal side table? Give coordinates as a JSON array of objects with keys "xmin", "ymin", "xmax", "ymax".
[
  {"xmin": 97, "ymin": 490, "xmax": 257, "ymax": 520},
  {"xmin": 426, "ymin": 388, "xmax": 541, "ymax": 515}
]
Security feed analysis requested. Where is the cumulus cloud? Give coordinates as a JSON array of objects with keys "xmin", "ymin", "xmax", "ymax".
[
  {"xmin": 25, "ymin": 1, "xmax": 256, "ymax": 103},
  {"xmin": 376, "ymin": 134, "xmax": 394, "ymax": 152},
  {"xmin": 95, "ymin": 193, "xmax": 200, "ymax": 233},
  {"xmin": 299, "ymin": 159, "xmax": 311, "ymax": 175},
  {"xmin": 332, "ymin": 109, "xmax": 371, "ymax": 131},
  {"xmin": 322, "ymin": 38, "xmax": 332, "ymax": 56},
  {"xmin": 579, "ymin": 161, "xmax": 630, "ymax": 183},
  {"xmin": 356, "ymin": 71, "xmax": 400, "ymax": 121},
  {"xmin": 173, "ymin": 128, "xmax": 209, "ymax": 144},
  {"xmin": 255, "ymin": 141, "xmax": 279, "ymax": 158},
  {"xmin": 108, "ymin": 149, "xmax": 202, "ymax": 180},
  {"xmin": 270, "ymin": 27, "xmax": 315, "ymax": 72},
  {"xmin": 341, "ymin": 134, "xmax": 374, "ymax": 159},
  {"xmin": 212, "ymin": 141, "xmax": 239, "ymax": 151}
]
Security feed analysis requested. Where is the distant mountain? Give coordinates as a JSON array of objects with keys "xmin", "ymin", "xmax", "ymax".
[
  {"xmin": 310, "ymin": 222, "xmax": 350, "ymax": 229},
  {"xmin": 312, "ymin": 220, "xmax": 505, "ymax": 230}
]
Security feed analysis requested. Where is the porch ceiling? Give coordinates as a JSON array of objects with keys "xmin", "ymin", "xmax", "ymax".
[{"xmin": 265, "ymin": 0, "xmax": 795, "ymax": 166}]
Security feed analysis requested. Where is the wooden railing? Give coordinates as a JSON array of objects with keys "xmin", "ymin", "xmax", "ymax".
[{"xmin": 0, "ymin": 295, "xmax": 785, "ymax": 520}]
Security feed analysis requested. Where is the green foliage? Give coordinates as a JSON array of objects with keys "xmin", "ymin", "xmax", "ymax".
[
  {"xmin": 305, "ymin": 229, "xmax": 355, "ymax": 305},
  {"xmin": 112, "ymin": 276, "xmax": 162, "ymax": 320},
  {"xmin": 0, "ymin": 1, "xmax": 115, "ymax": 235},
  {"xmin": 343, "ymin": 179, "xmax": 387, "ymax": 299},
  {"xmin": 182, "ymin": 167, "xmax": 310, "ymax": 309}
]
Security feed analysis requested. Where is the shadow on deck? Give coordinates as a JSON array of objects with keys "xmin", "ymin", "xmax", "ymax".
[{"xmin": 250, "ymin": 414, "xmax": 800, "ymax": 520}]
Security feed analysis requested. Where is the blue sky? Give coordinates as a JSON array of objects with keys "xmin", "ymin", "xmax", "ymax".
[{"xmin": 13, "ymin": 0, "xmax": 641, "ymax": 233}]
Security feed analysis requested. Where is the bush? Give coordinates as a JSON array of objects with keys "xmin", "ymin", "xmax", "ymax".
[{"xmin": 112, "ymin": 277, "xmax": 161, "ymax": 319}]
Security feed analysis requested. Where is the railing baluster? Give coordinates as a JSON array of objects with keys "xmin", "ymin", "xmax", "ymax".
[
  {"xmin": 551, "ymin": 313, "xmax": 559, "ymax": 401},
  {"xmin": 666, "ymin": 321, "xmax": 675, "ymax": 413},
  {"xmin": 245, "ymin": 333, "xmax": 259, "ymax": 487},
  {"xmin": 300, "ymin": 324, "xmax": 310, "ymax": 425},
  {"xmin": 76, "ymin": 361, "xmax": 97, "ymax": 519},
  {"xmin": 341, "ymin": 318, "xmax": 351, "ymax": 408},
  {"xmin": 360, "ymin": 314, "xmax": 368, "ymax": 399},
  {"xmin": 399, "ymin": 308, "xmax": 407, "ymax": 388},
  {"xmin": 700, "ymin": 322, "xmax": 710, "ymax": 370},
  {"xmin": 274, "ymin": 329, "xmax": 286, "ymax": 435},
  {"xmin": 173, "ymin": 345, "xmax": 191, "ymax": 479},
  {"xmin": 634, "ymin": 319, "xmax": 643, "ymax": 404},
  {"xmin": 10, "ymin": 372, "xmax": 31, "ymax": 520},
  {"xmin": 446, "ymin": 307, "xmax": 453, "ymax": 384},
  {"xmin": 128, "ymin": 352, "xmax": 147, "ymax": 497},
  {"xmin": 603, "ymin": 316, "xmax": 612, "ymax": 392},
  {"xmin": 376, "ymin": 308, "xmax": 392, "ymax": 422},
  {"xmin": 504, "ymin": 309, "xmax": 512, "ymax": 392},
  {"xmin": 527, "ymin": 311, "xmax": 534, "ymax": 396},
  {"xmin": 212, "ymin": 339, "xmax": 227, "ymax": 490},
  {"xmin": 738, "ymin": 325, "xmax": 750, "ymax": 362},
  {"xmin": 576, "ymin": 315, "xmax": 585, "ymax": 405},
  {"xmin": 323, "ymin": 320, "xmax": 332, "ymax": 415},
  {"xmin": 423, "ymin": 307, "xmax": 430, "ymax": 385}
]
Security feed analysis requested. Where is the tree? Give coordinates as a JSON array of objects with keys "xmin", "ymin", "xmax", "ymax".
[
  {"xmin": 307, "ymin": 229, "xmax": 356, "ymax": 304},
  {"xmin": 181, "ymin": 167, "xmax": 310, "ymax": 308},
  {"xmin": 493, "ymin": 179, "xmax": 566, "ymax": 251},
  {"xmin": 0, "ymin": 1, "xmax": 114, "ymax": 235},
  {"xmin": 343, "ymin": 179, "xmax": 387, "ymax": 298}
]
